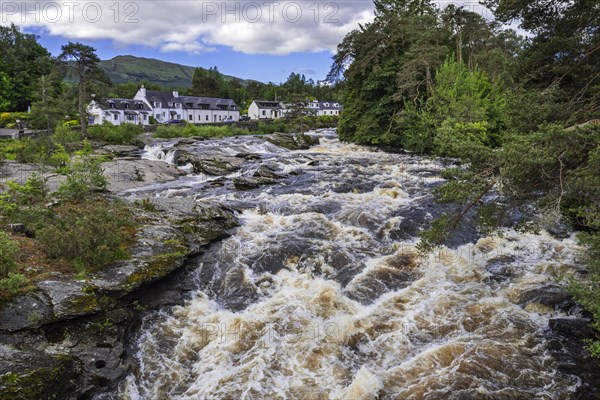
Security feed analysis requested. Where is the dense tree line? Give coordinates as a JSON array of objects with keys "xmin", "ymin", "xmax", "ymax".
[
  {"xmin": 0, "ymin": 23, "xmax": 341, "ymax": 124},
  {"xmin": 331, "ymin": 0, "xmax": 600, "ymax": 355}
]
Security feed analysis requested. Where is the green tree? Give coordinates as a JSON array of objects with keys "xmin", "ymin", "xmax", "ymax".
[
  {"xmin": 0, "ymin": 24, "xmax": 52, "ymax": 111},
  {"xmin": 483, "ymin": 0, "xmax": 600, "ymax": 123},
  {"xmin": 58, "ymin": 42, "xmax": 108, "ymax": 137},
  {"xmin": 329, "ymin": 1, "xmax": 448, "ymax": 145}
]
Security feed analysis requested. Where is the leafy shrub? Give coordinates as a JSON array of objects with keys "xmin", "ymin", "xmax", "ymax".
[
  {"xmin": 57, "ymin": 155, "xmax": 107, "ymax": 199},
  {"xmin": 0, "ymin": 174, "xmax": 51, "ymax": 232},
  {"xmin": 0, "ymin": 232, "xmax": 19, "ymax": 278},
  {"xmin": 51, "ymin": 124, "xmax": 82, "ymax": 151},
  {"xmin": 0, "ymin": 273, "xmax": 28, "ymax": 293},
  {"xmin": 155, "ymin": 124, "xmax": 250, "ymax": 139},
  {"xmin": 87, "ymin": 123, "xmax": 143, "ymax": 144},
  {"xmin": 36, "ymin": 197, "xmax": 135, "ymax": 268}
]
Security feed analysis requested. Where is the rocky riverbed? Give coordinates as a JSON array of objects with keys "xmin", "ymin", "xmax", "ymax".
[{"xmin": 0, "ymin": 131, "xmax": 598, "ymax": 399}]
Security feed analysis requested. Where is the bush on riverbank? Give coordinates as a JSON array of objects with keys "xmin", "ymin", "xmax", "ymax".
[
  {"xmin": 87, "ymin": 123, "xmax": 143, "ymax": 144},
  {"xmin": 0, "ymin": 154, "xmax": 138, "ymax": 302},
  {"xmin": 153, "ymin": 115, "xmax": 339, "ymax": 139}
]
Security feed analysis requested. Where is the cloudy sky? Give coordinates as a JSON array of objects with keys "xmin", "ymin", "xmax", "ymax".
[{"xmin": 1, "ymin": 1, "xmax": 493, "ymax": 82}]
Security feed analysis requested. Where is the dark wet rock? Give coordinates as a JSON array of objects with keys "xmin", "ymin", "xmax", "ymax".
[
  {"xmin": 177, "ymin": 137, "xmax": 205, "ymax": 145},
  {"xmin": 265, "ymin": 133, "xmax": 319, "ymax": 150},
  {"xmin": 548, "ymin": 318, "xmax": 600, "ymax": 399},
  {"xmin": 7, "ymin": 223, "xmax": 25, "ymax": 234},
  {"xmin": 103, "ymin": 159, "xmax": 185, "ymax": 192},
  {"xmin": 517, "ymin": 284, "xmax": 573, "ymax": 309},
  {"xmin": 176, "ymin": 151, "xmax": 245, "ymax": 175},
  {"xmin": 233, "ymin": 177, "xmax": 275, "ymax": 190},
  {"xmin": 544, "ymin": 218, "xmax": 571, "ymax": 239},
  {"xmin": 36, "ymin": 280, "xmax": 103, "ymax": 321},
  {"xmin": 549, "ymin": 318, "xmax": 595, "ymax": 340},
  {"xmin": 235, "ymin": 152, "xmax": 261, "ymax": 160},
  {"xmin": 0, "ymin": 292, "xmax": 53, "ymax": 332},
  {"xmin": 97, "ymin": 145, "xmax": 142, "ymax": 158},
  {"xmin": 254, "ymin": 164, "xmax": 283, "ymax": 179},
  {"xmin": 485, "ymin": 255, "xmax": 517, "ymax": 281},
  {"xmin": 0, "ymin": 343, "xmax": 83, "ymax": 400},
  {"xmin": 345, "ymin": 252, "xmax": 421, "ymax": 303}
]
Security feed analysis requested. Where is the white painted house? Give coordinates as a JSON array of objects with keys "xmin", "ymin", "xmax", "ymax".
[
  {"xmin": 134, "ymin": 86, "xmax": 240, "ymax": 123},
  {"xmin": 248, "ymin": 100, "xmax": 287, "ymax": 120},
  {"xmin": 88, "ymin": 98, "xmax": 152, "ymax": 126},
  {"xmin": 306, "ymin": 100, "xmax": 343, "ymax": 116}
]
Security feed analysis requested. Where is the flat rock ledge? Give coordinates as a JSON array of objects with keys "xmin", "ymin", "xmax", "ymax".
[{"xmin": 0, "ymin": 199, "xmax": 238, "ymax": 400}]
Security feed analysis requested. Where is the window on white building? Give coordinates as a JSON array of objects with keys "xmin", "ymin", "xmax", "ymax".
[
  {"xmin": 113, "ymin": 114, "xmax": 118, "ymax": 120},
  {"xmin": 206, "ymin": 115, "xmax": 209, "ymax": 121},
  {"xmin": 189, "ymin": 115, "xmax": 193, "ymax": 121},
  {"xmin": 177, "ymin": 114, "xmax": 181, "ymax": 119},
  {"xmin": 262, "ymin": 110, "xmax": 266, "ymax": 116},
  {"xmin": 198, "ymin": 115, "xmax": 201, "ymax": 121}
]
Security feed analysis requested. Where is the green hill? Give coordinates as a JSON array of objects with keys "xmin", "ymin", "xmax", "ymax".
[{"xmin": 98, "ymin": 55, "xmax": 254, "ymax": 88}]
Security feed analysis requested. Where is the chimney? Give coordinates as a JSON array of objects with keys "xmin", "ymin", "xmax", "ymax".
[
  {"xmin": 172, "ymin": 89, "xmax": 179, "ymax": 98},
  {"xmin": 139, "ymin": 84, "xmax": 146, "ymax": 98}
]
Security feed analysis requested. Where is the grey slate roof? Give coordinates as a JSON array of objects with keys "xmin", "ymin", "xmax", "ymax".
[
  {"xmin": 253, "ymin": 100, "xmax": 285, "ymax": 110},
  {"xmin": 145, "ymin": 91, "xmax": 238, "ymax": 111},
  {"xmin": 101, "ymin": 98, "xmax": 151, "ymax": 112},
  {"xmin": 315, "ymin": 101, "xmax": 342, "ymax": 110},
  {"xmin": 145, "ymin": 90, "xmax": 180, "ymax": 108},
  {"xmin": 180, "ymin": 96, "xmax": 239, "ymax": 111}
]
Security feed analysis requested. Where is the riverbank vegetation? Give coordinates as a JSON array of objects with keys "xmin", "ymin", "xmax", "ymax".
[
  {"xmin": 153, "ymin": 115, "xmax": 339, "ymax": 139},
  {"xmin": 331, "ymin": 0, "xmax": 600, "ymax": 356},
  {"xmin": 0, "ymin": 143, "xmax": 137, "ymax": 304}
]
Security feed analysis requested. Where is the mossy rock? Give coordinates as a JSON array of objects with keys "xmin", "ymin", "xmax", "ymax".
[{"xmin": 0, "ymin": 345, "xmax": 83, "ymax": 400}]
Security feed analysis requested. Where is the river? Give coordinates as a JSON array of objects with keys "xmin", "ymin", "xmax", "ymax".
[{"xmin": 112, "ymin": 130, "xmax": 584, "ymax": 399}]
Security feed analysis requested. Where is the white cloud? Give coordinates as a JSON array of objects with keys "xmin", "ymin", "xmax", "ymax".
[
  {"xmin": 0, "ymin": 0, "xmax": 375, "ymax": 55},
  {"xmin": 0, "ymin": 1, "xmax": 518, "ymax": 55}
]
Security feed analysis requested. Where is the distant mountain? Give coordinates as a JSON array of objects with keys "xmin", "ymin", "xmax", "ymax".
[{"xmin": 98, "ymin": 55, "xmax": 255, "ymax": 88}]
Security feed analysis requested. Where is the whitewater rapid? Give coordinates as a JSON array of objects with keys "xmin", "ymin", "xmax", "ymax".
[{"xmin": 115, "ymin": 131, "xmax": 584, "ymax": 399}]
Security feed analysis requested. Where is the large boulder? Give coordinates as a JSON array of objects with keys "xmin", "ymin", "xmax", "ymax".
[
  {"xmin": 265, "ymin": 133, "xmax": 319, "ymax": 150},
  {"xmin": 176, "ymin": 151, "xmax": 245, "ymax": 175},
  {"xmin": 96, "ymin": 145, "xmax": 142, "ymax": 159},
  {"xmin": 102, "ymin": 159, "xmax": 185, "ymax": 192},
  {"xmin": 0, "ymin": 344, "xmax": 83, "ymax": 400}
]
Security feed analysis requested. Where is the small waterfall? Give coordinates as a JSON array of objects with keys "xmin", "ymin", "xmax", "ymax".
[{"xmin": 143, "ymin": 143, "xmax": 178, "ymax": 165}]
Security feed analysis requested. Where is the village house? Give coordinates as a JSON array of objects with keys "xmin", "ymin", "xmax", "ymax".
[
  {"xmin": 306, "ymin": 99, "xmax": 343, "ymax": 116},
  {"xmin": 248, "ymin": 100, "xmax": 287, "ymax": 120},
  {"xmin": 134, "ymin": 86, "xmax": 240, "ymax": 123},
  {"xmin": 87, "ymin": 97, "xmax": 152, "ymax": 126}
]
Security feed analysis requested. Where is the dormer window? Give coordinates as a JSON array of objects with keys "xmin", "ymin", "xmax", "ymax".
[
  {"xmin": 138, "ymin": 103, "xmax": 144, "ymax": 109},
  {"xmin": 154, "ymin": 102, "xmax": 161, "ymax": 108},
  {"xmin": 124, "ymin": 103, "xmax": 130, "ymax": 109},
  {"xmin": 175, "ymin": 103, "xmax": 181, "ymax": 109},
  {"xmin": 109, "ymin": 102, "xmax": 115, "ymax": 109}
]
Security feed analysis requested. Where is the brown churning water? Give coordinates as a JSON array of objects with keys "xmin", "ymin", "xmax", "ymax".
[{"xmin": 118, "ymin": 132, "xmax": 583, "ymax": 399}]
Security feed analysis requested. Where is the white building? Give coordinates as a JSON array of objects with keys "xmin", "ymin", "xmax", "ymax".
[
  {"xmin": 248, "ymin": 100, "xmax": 287, "ymax": 120},
  {"xmin": 134, "ymin": 86, "xmax": 239, "ymax": 123},
  {"xmin": 306, "ymin": 100, "xmax": 343, "ymax": 116},
  {"xmin": 88, "ymin": 98, "xmax": 152, "ymax": 126}
]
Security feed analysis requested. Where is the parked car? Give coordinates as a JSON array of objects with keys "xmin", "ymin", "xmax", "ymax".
[
  {"xmin": 165, "ymin": 119, "xmax": 184, "ymax": 125},
  {"xmin": 239, "ymin": 115, "xmax": 251, "ymax": 121}
]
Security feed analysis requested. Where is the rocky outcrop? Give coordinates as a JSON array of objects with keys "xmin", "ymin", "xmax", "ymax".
[
  {"xmin": 96, "ymin": 145, "xmax": 142, "ymax": 159},
  {"xmin": 265, "ymin": 133, "xmax": 319, "ymax": 150},
  {"xmin": 0, "ymin": 199, "xmax": 238, "ymax": 399},
  {"xmin": 176, "ymin": 151, "xmax": 245, "ymax": 175},
  {"xmin": 0, "ymin": 344, "xmax": 83, "ymax": 400},
  {"xmin": 102, "ymin": 159, "xmax": 185, "ymax": 192}
]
